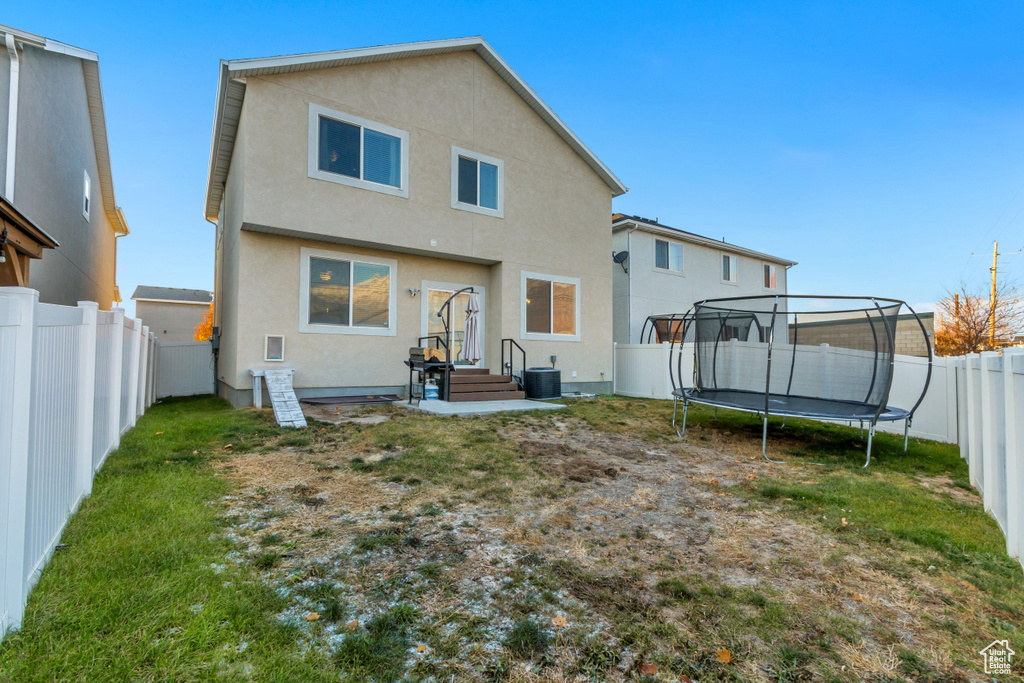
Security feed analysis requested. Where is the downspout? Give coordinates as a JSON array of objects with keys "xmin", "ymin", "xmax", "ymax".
[
  {"xmin": 5, "ymin": 33, "xmax": 19, "ymax": 200},
  {"xmin": 206, "ymin": 217, "xmax": 220, "ymax": 397}
]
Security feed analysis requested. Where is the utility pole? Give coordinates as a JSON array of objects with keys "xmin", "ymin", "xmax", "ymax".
[{"xmin": 989, "ymin": 241, "xmax": 998, "ymax": 348}]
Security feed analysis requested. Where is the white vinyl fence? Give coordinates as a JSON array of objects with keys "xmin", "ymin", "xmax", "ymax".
[
  {"xmin": 955, "ymin": 349, "xmax": 1024, "ymax": 565},
  {"xmin": 155, "ymin": 341, "xmax": 214, "ymax": 399},
  {"xmin": 0, "ymin": 287, "xmax": 156, "ymax": 642}
]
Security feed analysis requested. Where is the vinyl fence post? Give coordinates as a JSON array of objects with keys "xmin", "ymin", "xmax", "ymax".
[
  {"xmin": 0, "ymin": 287, "xmax": 38, "ymax": 635},
  {"xmin": 75, "ymin": 302, "xmax": 98, "ymax": 499},
  {"xmin": 107, "ymin": 309, "xmax": 124, "ymax": 453},
  {"xmin": 965, "ymin": 354, "xmax": 982, "ymax": 491},
  {"xmin": 1003, "ymin": 349, "xmax": 1024, "ymax": 560},
  {"xmin": 136, "ymin": 325, "xmax": 149, "ymax": 418},
  {"xmin": 126, "ymin": 318, "xmax": 141, "ymax": 428},
  {"xmin": 979, "ymin": 351, "xmax": 1006, "ymax": 528},
  {"xmin": 612, "ymin": 342, "xmax": 617, "ymax": 395}
]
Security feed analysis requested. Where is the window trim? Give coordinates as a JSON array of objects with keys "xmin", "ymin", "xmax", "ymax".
[
  {"xmin": 450, "ymin": 146, "xmax": 504, "ymax": 218},
  {"xmin": 82, "ymin": 170, "xmax": 91, "ymax": 221},
  {"xmin": 298, "ymin": 246, "xmax": 398, "ymax": 336},
  {"xmin": 307, "ymin": 103, "xmax": 409, "ymax": 198},
  {"xmin": 721, "ymin": 253, "xmax": 739, "ymax": 285},
  {"xmin": 763, "ymin": 263, "xmax": 778, "ymax": 291},
  {"xmin": 653, "ymin": 237, "xmax": 685, "ymax": 275},
  {"xmin": 520, "ymin": 270, "xmax": 581, "ymax": 342}
]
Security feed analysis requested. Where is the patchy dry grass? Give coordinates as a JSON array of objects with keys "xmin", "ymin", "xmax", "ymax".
[{"xmin": 1, "ymin": 395, "xmax": 1019, "ymax": 682}]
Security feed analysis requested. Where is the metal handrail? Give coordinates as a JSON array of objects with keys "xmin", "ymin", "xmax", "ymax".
[
  {"xmin": 502, "ymin": 338, "xmax": 526, "ymax": 390},
  {"xmin": 435, "ymin": 287, "xmax": 475, "ymax": 400}
]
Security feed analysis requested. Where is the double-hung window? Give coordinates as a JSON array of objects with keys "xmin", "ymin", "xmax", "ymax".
[
  {"xmin": 451, "ymin": 147, "xmax": 504, "ymax": 217},
  {"xmin": 654, "ymin": 239, "xmax": 683, "ymax": 273},
  {"xmin": 299, "ymin": 247, "xmax": 397, "ymax": 336},
  {"xmin": 521, "ymin": 271, "xmax": 580, "ymax": 341},
  {"xmin": 722, "ymin": 254, "xmax": 738, "ymax": 283},
  {"xmin": 308, "ymin": 103, "xmax": 409, "ymax": 198},
  {"xmin": 82, "ymin": 170, "xmax": 91, "ymax": 221},
  {"xmin": 763, "ymin": 264, "xmax": 777, "ymax": 290}
]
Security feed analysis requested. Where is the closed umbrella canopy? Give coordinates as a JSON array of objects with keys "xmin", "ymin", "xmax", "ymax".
[{"xmin": 460, "ymin": 292, "xmax": 481, "ymax": 364}]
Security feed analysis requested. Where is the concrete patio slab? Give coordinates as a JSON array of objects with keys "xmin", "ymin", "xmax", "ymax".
[{"xmin": 397, "ymin": 398, "xmax": 565, "ymax": 416}]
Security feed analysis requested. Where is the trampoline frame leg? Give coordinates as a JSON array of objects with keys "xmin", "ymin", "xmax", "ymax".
[
  {"xmin": 903, "ymin": 418, "xmax": 911, "ymax": 453},
  {"xmin": 864, "ymin": 422, "xmax": 877, "ymax": 468},
  {"xmin": 672, "ymin": 397, "xmax": 689, "ymax": 438}
]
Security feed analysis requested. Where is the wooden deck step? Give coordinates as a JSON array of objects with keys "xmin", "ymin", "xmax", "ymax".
[
  {"xmin": 448, "ymin": 390, "xmax": 526, "ymax": 402},
  {"xmin": 449, "ymin": 381, "xmax": 520, "ymax": 393},
  {"xmin": 448, "ymin": 373, "xmax": 511, "ymax": 384},
  {"xmin": 450, "ymin": 368, "xmax": 490, "ymax": 376}
]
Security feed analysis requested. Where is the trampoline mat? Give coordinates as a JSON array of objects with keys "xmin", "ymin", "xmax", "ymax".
[{"xmin": 678, "ymin": 388, "xmax": 909, "ymax": 422}]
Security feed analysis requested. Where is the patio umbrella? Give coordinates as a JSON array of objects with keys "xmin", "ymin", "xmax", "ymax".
[{"xmin": 460, "ymin": 292, "xmax": 481, "ymax": 364}]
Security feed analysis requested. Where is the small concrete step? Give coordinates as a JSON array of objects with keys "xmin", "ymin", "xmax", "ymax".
[{"xmin": 448, "ymin": 390, "xmax": 527, "ymax": 402}]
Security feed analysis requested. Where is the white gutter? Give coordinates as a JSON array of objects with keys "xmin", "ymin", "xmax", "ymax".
[{"xmin": 5, "ymin": 33, "xmax": 18, "ymax": 200}]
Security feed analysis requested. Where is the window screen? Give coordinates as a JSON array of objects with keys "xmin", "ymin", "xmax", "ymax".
[
  {"xmin": 458, "ymin": 156, "xmax": 478, "ymax": 205},
  {"xmin": 363, "ymin": 129, "xmax": 401, "ymax": 187},
  {"xmin": 552, "ymin": 282, "xmax": 576, "ymax": 335},
  {"xmin": 352, "ymin": 262, "xmax": 390, "ymax": 327},
  {"xmin": 318, "ymin": 117, "xmax": 360, "ymax": 178},
  {"xmin": 764, "ymin": 264, "xmax": 777, "ymax": 289},
  {"xmin": 479, "ymin": 162, "xmax": 498, "ymax": 209},
  {"xmin": 723, "ymin": 254, "xmax": 737, "ymax": 282}
]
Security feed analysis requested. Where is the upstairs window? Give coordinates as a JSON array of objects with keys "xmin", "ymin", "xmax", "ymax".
[
  {"xmin": 451, "ymin": 147, "xmax": 504, "ymax": 217},
  {"xmin": 763, "ymin": 264, "xmax": 777, "ymax": 289},
  {"xmin": 654, "ymin": 239, "xmax": 683, "ymax": 272},
  {"xmin": 308, "ymin": 103, "xmax": 408, "ymax": 198},
  {"xmin": 82, "ymin": 170, "xmax": 91, "ymax": 220},
  {"xmin": 722, "ymin": 254, "xmax": 738, "ymax": 283}
]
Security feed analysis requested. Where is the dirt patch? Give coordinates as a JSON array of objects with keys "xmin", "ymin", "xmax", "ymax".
[{"xmin": 518, "ymin": 439, "xmax": 619, "ymax": 482}]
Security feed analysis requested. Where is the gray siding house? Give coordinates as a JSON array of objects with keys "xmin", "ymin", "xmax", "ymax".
[
  {"xmin": 131, "ymin": 286, "xmax": 213, "ymax": 342},
  {"xmin": 0, "ymin": 24, "xmax": 129, "ymax": 308},
  {"xmin": 612, "ymin": 214, "xmax": 796, "ymax": 343}
]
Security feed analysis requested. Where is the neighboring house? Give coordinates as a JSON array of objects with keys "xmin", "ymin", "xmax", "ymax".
[
  {"xmin": 0, "ymin": 24, "xmax": 129, "ymax": 309},
  {"xmin": 131, "ymin": 286, "xmax": 213, "ymax": 342},
  {"xmin": 611, "ymin": 214, "xmax": 796, "ymax": 343},
  {"xmin": 789, "ymin": 311, "xmax": 934, "ymax": 358},
  {"xmin": 205, "ymin": 37, "xmax": 627, "ymax": 407}
]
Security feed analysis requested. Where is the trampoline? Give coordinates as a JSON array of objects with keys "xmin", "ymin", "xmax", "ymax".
[{"xmin": 665, "ymin": 295, "xmax": 932, "ymax": 466}]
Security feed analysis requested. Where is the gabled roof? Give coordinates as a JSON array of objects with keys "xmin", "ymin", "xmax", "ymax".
[
  {"xmin": 204, "ymin": 36, "xmax": 627, "ymax": 220},
  {"xmin": 0, "ymin": 24, "xmax": 129, "ymax": 235},
  {"xmin": 612, "ymin": 213, "xmax": 798, "ymax": 267},
  {"xmin": 131, "ymin": 286, "xmax": 213, "ymax": 305}
]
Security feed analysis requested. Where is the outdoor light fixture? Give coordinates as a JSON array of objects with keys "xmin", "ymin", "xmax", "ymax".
[
  {"xmin": 408, "ymin": 288, "xmax": 420, "ymax": 297},
  {"xmin": 0, "ymin": 227, "xmax": 6, "ymax": 264}
]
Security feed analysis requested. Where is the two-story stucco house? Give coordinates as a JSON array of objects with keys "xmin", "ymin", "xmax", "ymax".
[
  {"xmin": 612, "ymin": 214, "xmax": 796, "ymax": 343},
  {"xmin": 0, "ymin": 24, "xmax": 129, "ymax": 308},
  {"xmin": 131, "ymin": 286, "xmax": 213, "ymax": 342},
  {"xmin": 204, "ymin": 37, "xmax": 627, "ymax": 407}
]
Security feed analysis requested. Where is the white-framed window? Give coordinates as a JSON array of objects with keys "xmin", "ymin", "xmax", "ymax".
[
  {"xmin": 654, "ymin": 238, "xmax": 683, "ymax": 273},
  {"xmin": 763, "ymin": 263, "xmax": 777, "ymax": 290},
  {"xmin": 722, "ymin": 253, "xmax": 738, "ymax": 284},
  {"xmin": 307, "ymin": 103, "xmax": 409, "ymax": 198},
  {"xmin": 264, "ymin": 334, "xmax": 285, "ymax": 362},
  {"xmin": 450, "ymin": 147, "xmax": 504, "ymax": 218},
  {"xmin": 299, "ymin": 247, "xmax": 398, "ymax": 336},
  {"xmin": 520, "ymin": 271, "xmax": 580, "ymax": 342},
  {"xmin": 82, "ymin": 170, "xmax": 91, "ymax": 220}
]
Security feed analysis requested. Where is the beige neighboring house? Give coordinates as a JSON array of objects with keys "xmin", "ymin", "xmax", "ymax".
[
  {"xmin": 0, "ymin": 24, "xmax": 129, "ymax": 308},
  {"xmin": 205, "ymin": 37, "xmax": 627, "ymax": 407},
  {"xmin": 131, "ymin": 286, "xmax": 213, "ymax": 342},
  {"xmin": 789, "ymin": 311, "xmax": 934, "ymax": 358}
]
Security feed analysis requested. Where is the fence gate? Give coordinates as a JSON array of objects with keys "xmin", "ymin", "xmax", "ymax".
[{"xmin": 155, "ymin": 341, "xmax": 214, "ymax": 399}]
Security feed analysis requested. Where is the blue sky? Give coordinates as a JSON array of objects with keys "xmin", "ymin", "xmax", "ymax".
[{"xmin": 8, "ymin": 1, "xmax": 1024, "ymax": 316}]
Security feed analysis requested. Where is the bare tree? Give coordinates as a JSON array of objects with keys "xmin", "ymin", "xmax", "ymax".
[{"xmin": 934, "ymin": 279, "xmax": 1024, "ymax": 356}]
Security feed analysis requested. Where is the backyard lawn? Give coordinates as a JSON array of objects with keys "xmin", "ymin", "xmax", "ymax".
[{"xmin": 0, "ymin": 395, "xmax": 1019, "ymax": 682}]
